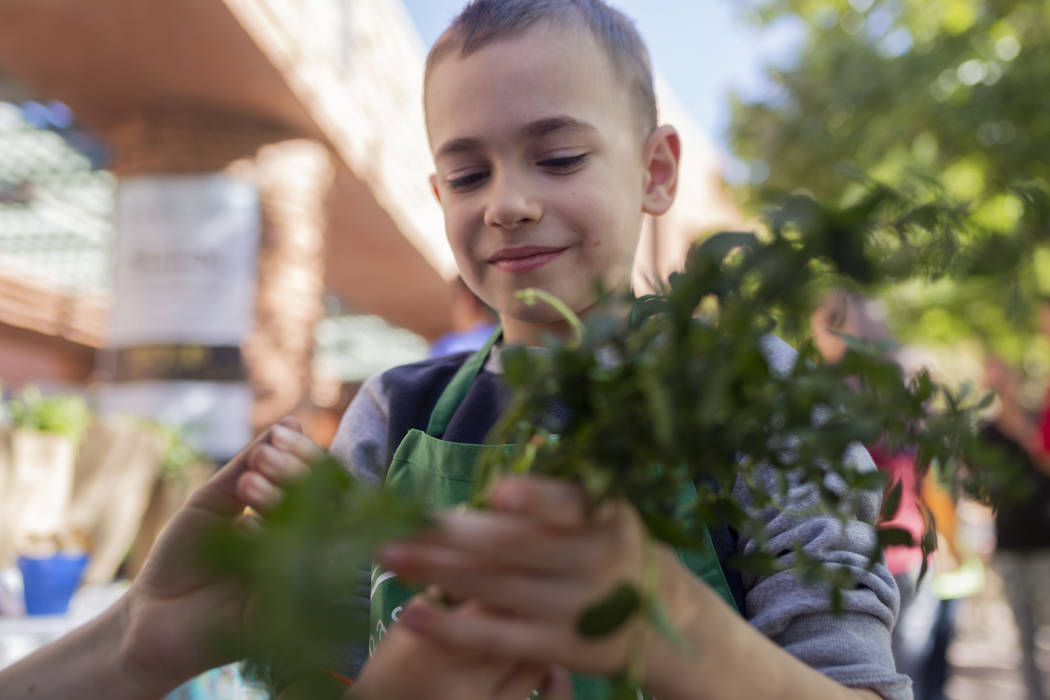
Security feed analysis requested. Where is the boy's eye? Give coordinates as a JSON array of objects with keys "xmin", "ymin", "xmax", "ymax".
[
  {"xmin": 447, "ymin": 171, "xmax": 488, "ymax": 191},
  {"xmin": 539, "ymin": 154, "xmax": 588, "ymax": 172}
]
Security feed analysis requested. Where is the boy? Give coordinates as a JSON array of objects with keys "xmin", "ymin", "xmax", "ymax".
[{"xmin": 331, "ymin": 1, "xmax": 909, "ymax": 698}]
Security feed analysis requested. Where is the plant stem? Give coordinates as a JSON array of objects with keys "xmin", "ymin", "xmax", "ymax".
[{"xmin": 514, "ymin": 288, "xmax": 585, "ymax": 344}]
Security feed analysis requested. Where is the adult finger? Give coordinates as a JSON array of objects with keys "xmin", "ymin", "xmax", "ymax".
[
  {"xmin": 267, "ymin": 420, "xmax": 325, "ymax": 463},
  {"xmin": 234, "ymin": 468, "xmax": 288, "ymax": 514},
  {"xmin": 411, "ymin": 508, "xmax": 605, "ymax": 575},
  {"xmin": 379, "ymin": 543, "xmax": 585, "ymax": 619},
  {"xmin": 236, "ymin": 420, "xmax": 324, "ymax": 512},
  {"xmin": 398, "ymin": 599, "xmax": 628, "ymax": 676},
  {"xmin": 539, "ymin": 666, "xmax": 574, "ymax": 700},
  {"xmin": 398, "ymin": 598, "xmax": 554, "ymax": 663},
  {"xmin": 493, "ymin": 662, "xmax": 548, "ymax": 699},
  {"xmin": 185, "ymin": 419, "xmax": 303, "ymax": 516},
  {"xmin": 489, "ymin": 476, "xmax": 589, "ymax": 530},
  {"xmin": 247, "ymin": 443, "xmax": 311, "ymax": 485}
]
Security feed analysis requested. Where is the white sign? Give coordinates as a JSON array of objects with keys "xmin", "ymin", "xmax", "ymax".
[
  {"xmin": 102, "ymin": 174, "xmax": 259, "ymax": 458},
  {"xmin": 109, "ymin": 174, "xmax": 259, "ymax": 346}
]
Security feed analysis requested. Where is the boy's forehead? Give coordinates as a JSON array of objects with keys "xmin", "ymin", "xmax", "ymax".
[{"xmin": 424, "ymin": 23, "xmax": 638, "ymax": 150}]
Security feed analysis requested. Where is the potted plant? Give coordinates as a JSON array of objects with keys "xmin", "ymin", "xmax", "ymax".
[{"xmin": 4, "ymin": 386, "xmax": 91, "ymax": 614}]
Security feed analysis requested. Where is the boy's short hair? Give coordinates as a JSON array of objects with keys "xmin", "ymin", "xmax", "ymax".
[{"xmin": 425, "ymin": 0, "xmax": 658, "ymax": 134}]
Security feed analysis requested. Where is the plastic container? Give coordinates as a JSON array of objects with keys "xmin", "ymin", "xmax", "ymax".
[{"xmin": 17, "ymin": 552, "xmax": 89, "ymax": 616}]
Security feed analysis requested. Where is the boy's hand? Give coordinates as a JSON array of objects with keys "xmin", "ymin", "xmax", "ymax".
[
  {"xmin": 351, "ymin": 597, "xmax": 571, "ymax": 700},
  {"xmin": 377, "ymin": 477, "xmax": 696, "ymax": 678},
  {"xmin": 122, "ymin": 418, "xmax": 323, "ymax": 694}
]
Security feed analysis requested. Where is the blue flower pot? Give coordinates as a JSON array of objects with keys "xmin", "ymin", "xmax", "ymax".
[{"xmin": 17, "ymin": 553, "xmax": 89, "ymax": 616}]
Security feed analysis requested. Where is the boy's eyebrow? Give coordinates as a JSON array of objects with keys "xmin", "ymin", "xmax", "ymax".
[
  {"xmin": 521, "ymin": 116, "xmax": 598, "ymax": 139},
  {"xmin": 433, "ymin": 116, "xmax": 598, "ymax": 160},
  {"xmin": 434, "ymin": 137, "xmax": 483, "ymax": 161}
]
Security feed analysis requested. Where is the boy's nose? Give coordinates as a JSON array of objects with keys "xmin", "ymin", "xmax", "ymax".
[{"xmin": 483, "ymin": 171, "xmax": 542, "ymax": 230}]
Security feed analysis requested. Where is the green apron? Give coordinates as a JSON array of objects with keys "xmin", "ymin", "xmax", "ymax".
[{"xmin": 369, "ymin": 329, "xmax": 738, "ymax": 698}]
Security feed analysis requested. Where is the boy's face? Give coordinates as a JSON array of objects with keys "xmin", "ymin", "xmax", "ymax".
[{"xmin": 425, "ymin": 23, "xmax": 662, "ymax": 335}]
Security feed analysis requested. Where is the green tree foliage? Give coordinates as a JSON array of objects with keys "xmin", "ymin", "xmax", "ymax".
[{"xmin": 730, "ymin": 0, "xmax": 1050, "ymax": 362}]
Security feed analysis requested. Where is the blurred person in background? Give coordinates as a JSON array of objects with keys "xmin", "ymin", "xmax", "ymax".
[
  {"xmin": 981, "ymin": 353, "xmax": 1050, "ymax": 700},
  {"xmin": 812, "ymin": 289, "xmax": 963, "ymax": 700},
  {"xmin": 428, "ymin": 276, "xmax": 498, "ymax": 357}
]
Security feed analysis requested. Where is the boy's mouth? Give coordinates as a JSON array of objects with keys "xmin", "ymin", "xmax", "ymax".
[{"xmin": 487, "ymin": 246, "xmax": 568, "ymax": 273}]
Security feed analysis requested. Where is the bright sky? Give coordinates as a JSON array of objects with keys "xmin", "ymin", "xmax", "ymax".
[{"xmin": 400, "ymin": 0, "xmax": 805, "ymax": 158}]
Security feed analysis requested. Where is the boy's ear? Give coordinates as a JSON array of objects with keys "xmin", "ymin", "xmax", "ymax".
[
  {"xmin": 641, "ymin": 125, "xmax": 681, "ymax": 217},
  {"xmin": 429, "ymin": 173, "xmax": 442, "ymax": 204}
]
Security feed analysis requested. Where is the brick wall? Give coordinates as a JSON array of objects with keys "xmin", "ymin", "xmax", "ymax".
[{"xmin": 0, "ymin": 322, "xmax": 96, "ymax": 389}]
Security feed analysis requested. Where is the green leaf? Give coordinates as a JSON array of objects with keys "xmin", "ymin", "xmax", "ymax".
[
  {"xmin": 918, "ymin": 509, "xmax": 939, "ymax": 584},
  {"xmin": 695, "ymin": 231, "xmax": 760, "ymax": 262},
  {"xmin": 830, "ymin": 585, "xmax": 844, "ymax": 615},
  {"xmin": 877, "ymin": 526, "xmax": 914, "ymax": 549},
  {"xmin": 577, "ymin": 582, "xmax": 642, "ymax": 638},
  {"xmin": 609, "ymin": 681, "xmax": 643, "ymax": 700},
  {"xmin": 880, "ymin": 478, "xmax": 904, "ymax": 521},
  {"xmin": 640, "ymin": 510, "xmax": 699, "ymax": 549}
]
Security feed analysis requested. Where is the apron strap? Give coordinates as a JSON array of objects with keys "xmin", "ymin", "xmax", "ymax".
[{"xmin": 426, "ymin": 326, "xmax": 503, "ymax": 437}]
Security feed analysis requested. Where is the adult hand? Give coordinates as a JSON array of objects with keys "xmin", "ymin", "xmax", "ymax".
[
  {"xmin": 350, "ymin": 597, "xmax": 571, "ymax": 700},
  {"xmin": 0, "ymin": 418, "xmax": 325, "ymax": 700},
  {"xmin": 376, "ymin": 477, "xmax": 697, "ymax": 679},
  {"xmin": 121, "ymin": 417, "xmax": 324, "ymax": 694}
]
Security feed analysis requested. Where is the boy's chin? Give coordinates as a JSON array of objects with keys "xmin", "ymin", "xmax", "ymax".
[
  {"xmin": 504, "ymin": 294, "xmax": 595, "ymax": 324},
  {"xmin": 509, "ymin": 303, "xmax": 583, "ymax": 325}
]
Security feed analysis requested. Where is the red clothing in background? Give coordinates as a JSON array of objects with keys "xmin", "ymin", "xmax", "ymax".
[
  {"xmin": 1039, "ymin": 396, "xmax": 1050, "ymax": 454},
  {"xmin": 867, "ymin": 445, "xmax": 925, "ymax": 576}
]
